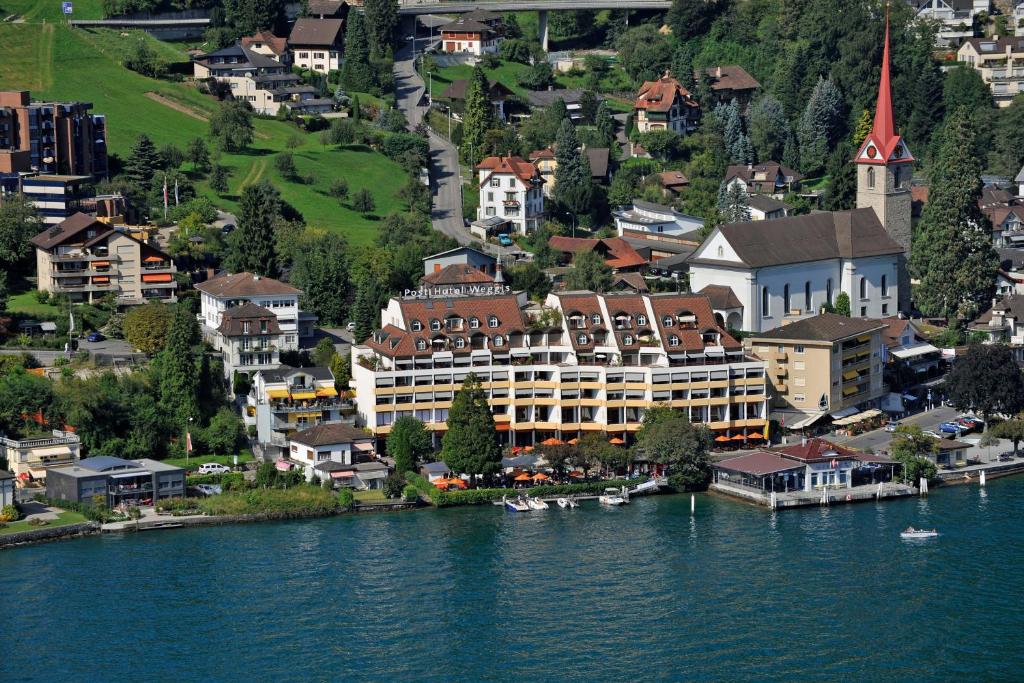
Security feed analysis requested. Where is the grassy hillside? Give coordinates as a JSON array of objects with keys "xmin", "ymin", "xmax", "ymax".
[{"xmin": 0, "ymin": 23, "xmax": 404, "ymax": 245}]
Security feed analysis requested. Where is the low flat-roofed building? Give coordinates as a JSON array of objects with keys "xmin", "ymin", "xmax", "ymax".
[
  {"xmin": 0, "ymin": 429, "xmax": 81, "ymax": 487},
  {"xmin": 46, "ymin": 456, "xmax": 184, "ymax": 507}
]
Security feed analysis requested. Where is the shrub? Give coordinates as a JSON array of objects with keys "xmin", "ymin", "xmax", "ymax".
[
  {"xmin": 221, "ymin": 472, "xmax": 247, "ymax": 491},
  {"xmin": 338, "ymin": 488, "xmax": 354, "ymax": 510},
  {"xmin": 0, "ymin": 504, "xmax": 19, "ymax": 522},
  {"xmin": 403, "ymin": 485, "xmax": 419, "ymax": 502},
  {"xmin": 383, "ymin": 473, "xmax": 405, "ymax": 498}
]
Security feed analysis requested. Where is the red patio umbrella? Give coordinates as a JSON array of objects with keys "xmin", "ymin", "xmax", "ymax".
[
  {"xmin": 540, "ymin": 437, "xmax": 565, "ymax": 446},
  {"xmin": 608, "ymin": 437, "xmax": 626, "ymax": 445}
]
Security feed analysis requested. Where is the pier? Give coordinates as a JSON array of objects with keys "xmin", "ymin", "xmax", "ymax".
[{"xmin": 710, "ymin": 481, "xmax": 916, "ymax": 509}]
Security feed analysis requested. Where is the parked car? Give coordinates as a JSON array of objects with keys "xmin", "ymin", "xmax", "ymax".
[
  {"xmin": 221, "ymin": 223, "xmax": 235, "ymax": 234},
  {"xmin": 194, "ymin": 484, "xmax": 222, "ymax": 497},
  {"xmin": 197, "ymin": 463, "xmax": 231, "ymax": 475},
  {"xmin": 923, "ymin": 430, "xmax": 946, "ymax": 440},
  {"xmin": 938, "ymin": 421, "xmax": 962, "ymax": 434},
  {"xmin": 885, "ymin": 421, "xmax": 901, "ymax": 433},
  {"xmin": 498, "ymin": 234, "xmax": 514, "ymax": 247},
  {"xmin": 957, "ymin": 416, "xmax": 984, "ymax": 432},
  {"xmin": 86, "ymin": 331, "xmax": 105, "ymax": 342},
  {"xmin": 346, "ymin": 321, "xmax": 357, "ymax": 332}
]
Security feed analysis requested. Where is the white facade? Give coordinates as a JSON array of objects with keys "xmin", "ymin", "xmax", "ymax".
[
  {"xmin": 477, "ymin": 171, "xmax": 544, "ymax": 235},
  {"xmin": 614, "ymin": 201, "xmax": 704, "ymax": 237},
  {"xmin": 291, "ymin": 48, "xmax": 340, "ymax": 74},
  {"xmin": 916, "ymin": 0, "xmax": 990, "ymax": 45},
  {"xmin": 200, "ymin": 291, "xmax": 302, "ymax": 349}
]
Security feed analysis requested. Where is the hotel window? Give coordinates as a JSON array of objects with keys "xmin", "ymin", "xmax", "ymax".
[
  {"xmin": 794, "ymin": 345, "xmax": 805, "ymax": 354},
  {"xmin": 623, "ymin": 334, "xmax": 634, "ymax": 345},
  {"xmin": 454, "ymin": 337, "xmax": 466, "ymax": 349},
  {"xmin": 469, "ymin": 317, "xmax": 480, "ymax": 329},
  {"xmin": 591, "ymin": 314, "xmax": 601, "ymax": 325},
  {"xmin": 411, "ymin": 320, "xmax": 423, "ymax": 331},
  {"xmin": 494, "ymin": 335, "xmax": 505, "ymax": 347},
  {"xmin": 488, "ymin": 316, "xmax": 499, "ymax": 328},
  {"xmin": 662, "ymin": 315, "xmax": 673, "ymax": 327},
  {"xmin": 299, "ymin": 52, "xmax": 308, "ymax": 59},
  {"xmin": 669, "ymin": 335, "xmax": 680, "ymax": 346},
  {"xmin": 416, "ymin": 339, "xmax": 427, "ymax": 351},
  {"xmin": 430, "ymin": 319, "xmax": 441, "ymax": 331},
  {"xmin": 491, "ymin": 178, "xmax": 499, "ymax": 187},
  {"xmin": 881, "ymin": 274, "xmax": 888, "ymax": 298},
  {"xmin": 761, "ymin": 287, "xmax": 770, "ymax": 318},
  {"xmin": 636, "ymin": 314, "xmax": 647, "ymax": 326},
  {"xmin": 577, "ymin": 334, "xmax": 588, "ymax": 345}
]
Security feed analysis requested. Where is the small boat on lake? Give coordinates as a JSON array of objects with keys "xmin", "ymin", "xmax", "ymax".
[
  {"xmin": 503, "ymin": 496, "xmax": 530, "ymax": 512},
  {"xmin": 556, "ymin": 497, "xmax": 578, "ymax": 509},
  {"xmin": 900, "ymin": 526, "xmax": 938, "ymax": 539},
  {"xmin": 599, "ymin": 488, "xmax": 628, "ymax": 506},
  {"xmin": 527, "ymin": 497, "xmax": 549, "ymax": 510}
]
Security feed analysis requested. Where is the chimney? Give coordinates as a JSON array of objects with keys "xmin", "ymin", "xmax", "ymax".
[{"xmin": 206, "ymin": 267, "xmax": 215, "ymax": 280}]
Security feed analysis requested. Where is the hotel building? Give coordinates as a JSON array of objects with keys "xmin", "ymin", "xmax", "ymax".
[{"xmin": 350, "ymin": 289, "xmax": 769, "ymax": 448}]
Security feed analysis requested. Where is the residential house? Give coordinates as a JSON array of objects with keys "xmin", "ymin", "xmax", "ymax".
[
  {"xmin": 724, "ymin": 162, "xmax": 802, "ymax": 198},
  {"xmin": 981, "ymin": 188, "xmax": 1024, "ymax": 245},
  {"xmin": 476, "ymin": 155, "xmax": 545, "ymax": 235},
  {"xmin": 0, "ymin": 429, "xmax": 80, "ymax": 487},
  {"xmin": 997, "ymin": 248, "xmax": 1024, "ymax": 295},
  {"xmin": 0, "ymin": 469, "xmax": 13, "ymax": 508},
  {"xmin": 745, "ymin": 314, "xmax": 887, "ymax": 428},
  {"xmin": 957, "ymin": 36, "xmax": 1024, "ymax": 107},
  {"xmin": 241, "ymin": 31, "xmax": 290, "ymax": 64},
  {"xmin": 687, "ymin": 210, "xmax": 903, "ymax": 332},
  {"xmin": 31, "ymin": 213, "xmax": 177, "ymax": 305},
  {"xmin": 656, "ymin": 170, "xmax": 690, "ymax": 198},
  {"xmin": 524, "ymin": 89, "xmax": 594, "ymax": 122},
  {"xmin": 634, "ymin": 72, "xmax": 699, "ymax": 135},
  {"xmin": 423, "ymin": 246, "xmax": 498, "ymax": 280},
  {"xmin": 0, "ymin": 90, "xmax": 108, "ymax": 178},
  {"xmin": 586, "ymin": 147, "xmax": 612, "ymax": 185},
  {"xmin": 881, "ymin": 316, "xmax": 941, "ymax": 378},
  {"xmin": 915, "ymin": 0, "xmax": 989, "ymax": 46},
  {"xmin": 440, "ymin": 78, "xmax": 513, "ymax": 121},
  {"xmin": 548, "ymin": 236, "xmax": 648, "ymax": 273},
  {"xmin": 287, "ymin": 422, "xmax": 375, "ymax": 482},
  {"xmin": 968, "ymin": 294, "xmax": 1024, "ymax": 347},
  {"xmin": 614, "ymin": 199, "xmax": 704, "ymax": 238},
  {"xmin": 528, "ymin": 146, "xmax": 612, "ymax": 196},
  {"xmin": 46, "ymin": 456, "xmax": 184, "ymax": 507},
  {"xmin": 439, "ymin": 16, "xmax": 501, "ymax": 55},
  {"xmin": 350, "ymin": 290, "xmax": 768, "ymax": 448},
  {"xmin": 746, "ymin": 195, "xmax": 788, "ymax": 221},
  {"xmin": 193, "ymin": 44, "xmax": 306, "ymax": 116},
  {"xmin": 246, "ymin": 366, "xmax": 352, "ymax": 458},
  {"xmin": 21, "ymin": 175, "xmax": 91, "ymax": 226},
  {"xmin": 697, "ymin": 65, "xmax": 762, "ymax": 108},
  {"xmin": 288, "ymin": 18, "xmax": 344, "ymax": 74},
  {"xmin": 528, "ymin": 147, "xmax": 557, "ymax": 196},
  {"xmin": 213, "ymin": 303, "xmax": 285, "ymax": 381},
  {"xmin": 196, "ymin": 271, "xmax": 316, "ymax": 351}
]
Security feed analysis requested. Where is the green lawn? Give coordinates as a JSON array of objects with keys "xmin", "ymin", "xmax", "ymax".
[
  {"xmin": 163, "ymin": 451, "xmax": 255, "ymax": 469},
  {"xmin": 428, "ymin": 61, "xmax": 534, "ymax": 101},
  {"xmin": 0, "ymin": 24, "xmax": 405, "ymax": 245},
  {"xmin": 352, "ymin": 489, "xmax": 387, "ymax": 503},
  {"xmin": 1, "ymin": 0, "xmax": 105, "ymax": 21},
  {"xmin": 0, "ymin": 510, "xmax": 88, "ymax": 536},
  {"xmin": 6, "ymin": 290, "xmax": 62, "ymax": 318}
]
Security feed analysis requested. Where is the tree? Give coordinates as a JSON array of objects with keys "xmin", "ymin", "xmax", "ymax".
[
  {"xmin": 209, "ymin": 164, "xmax": 230, "ymax": 193},
  {"xmin": 852, "ymin": 109, "xmax": 873, "ymax": 149},
  {"xmin": 440, "ymin": 373, "xmax": 501, "ymax": 486},
  {"xmin": 123, "ymin": 302, "xmax": 174, "ymax": 355},
  {"xmin": 124, "ymin": 134, "xmax": 160, "ymax": 191},
  {"xmin": 312, "ymin": 337, "xmax": 336, "ymax": 369},
  {"xmin": 565, "ymin": 250, "xmax": 613, "ymax": 293},
  {"xmin": 992, "ymin": 419, "xmax": 1024, "ymax": 456},
  {"xmin": 230, "ymin": 180, "xmax": 281, "ymax": 277},
  {"xmin": 615, "ymin": 24, "xmax": 672, "ymax": 83},
  {"xmin": 363, "ymin": 0, "xmax": 399, "ymax": 57},
  {"xmin": 388, "ymin": 416, "xmax": 432, "ymax": 475},
  {"xmin": 209, "ymin": 100, "xmax": 254, "ymax": 152},
  {"xmin": 715, "ymin": 99, "xmax": 751, "ymax": 164},
  {"xmin": 833, "ymin": 291, "xmax": 851, "ymax": 317},
  {"xmin": 594, "ymin": 100, "xmax": 616, "ymax": 147},
  {"xmin": 159, "ymin": 143, "xmax": 184, "ymax": 171},
  {"xmin": 748, "ymin": 93, "xmax": 789, "ymax": 163},
  {"xmin": 124, "ymin": 37, "xmax": 164, "ymax": 78},
  {"xmin": 944, "ymin": 344, "xmax": 1024, "ymax": 422},
  {"xmin": 943, "ymin": 66, "xmax": 993, "ymax": 118},
  {"xmin": 274, "ymin": 152, "xmax": 297, "ymax": 179},
  {"xmin": 350, "ymin": 275, "xmax": 378, "ymax": 342},
  {"xmin": 203, "ymin": 407, "xmax": 245, "ymax": 455},
  {"xmin": 328, "ymin": 179, "xmax": 350, "ymax": 204},
  {"xmin": 717, "ymin": 182, "xmax": 750, "ymax": 223},
  {"xmin": 989, "ymin": 94, "xmax": 1024, "ymax": 177},
  {"xmin": 571, "ymin": 434, "xmax": 605, "ymax": 477},
  {"xmin": 507, "ymin": 262, "xmax": 552, "ymax": 300},
  {"xmin": 186, "ymin": 137, "xmax": 210, "ymax": 172},
  {"xmin": 0, "ymin": 193, "xmax": 42, "ymax": 274},
  {"xmin": 667, "ymin": 0, "xmax": 718, "ymax": 41},
  {"xmin": 911, "ymin": 108, "xmax": 997, "ymax": 321},
  {"xmin": 797, "ymin": 76, "xmax": 844, "ymax": 175},
  {"xmin": 351, "ymin": 188, "xmax": 376, "ymax": 214},
  {"xmin": 519, "ymin": 61, "xmax": 555, "ymax": 90},
  {"xmin": 341, "ymin": 10, "xmax": 375, "ymax": 92},
  {"xmin": 890, "ymin": 424, "xmax": 939, "ymax": 484},
  {"xmin": 461, "ymin": 66, "xmax": 494, "ymax": 165},
  {"xmin": 823, "ymin": 142, "xmax": 856, "ymax": 211},
  {"xmin": 0, "ymin": 271, "xmax": 7, "ymax": 314},
  {"xmin": 223, "ymin": 0, "xmax": 286, "ymax": 37},
  {"xmin": 553, "ymin": 119, "xmax": 593, "ymax": 214},
  {"xmin": 158, "ymin": 304, "xmax": 200, "ymax": 433},
  {"xmin": 634, "ymin": 410, "xmax": 712, "ymax": 491},
  {"xmin": 291, "ymin": 230, "xmax": 350, "ymax": 325}
]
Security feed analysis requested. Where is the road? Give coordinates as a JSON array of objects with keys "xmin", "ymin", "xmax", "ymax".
[{"xmin": 836, "ymin": 405, "xmax": 960, "ymax": 452}]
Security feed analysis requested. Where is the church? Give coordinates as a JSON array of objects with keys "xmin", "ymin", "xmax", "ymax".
[{"xmin": 687, "ymin": 18, "xmax": 913, "ymax": 334}]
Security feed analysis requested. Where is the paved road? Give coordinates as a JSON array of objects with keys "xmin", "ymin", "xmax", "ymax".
[
  {"xmin": 393, "ymin": 33, "xmax": 468, "ymax": 244},
  {"xmin": 836, "ymin": 406, "xmax": 960, "ymax": 452}
]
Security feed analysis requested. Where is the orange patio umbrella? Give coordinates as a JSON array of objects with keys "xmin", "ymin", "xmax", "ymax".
[
  {"xmin": 510, "ymin": 446, "xmax": 524, "ymax": 453},
  {"xmin": 714, "ymin": 435, "xmax": 731, "ymax": 443},
  {"xmin": 532, "ymin": 472, "xmax": 550, "ymax": 481},
  {"xmin": 569, "ymin": 471, "xmax": 585, "ymax": 478},
  {"xmin": 568, "ymin": 437, "xmax": 580, "ymax": 445},
  {"xmin": 524, "ymin": 446, "xmax": 535, "ymax": 452},
  {"xmin": 514, "ymin": 472, "xmax": 532, "ymax": 481},
  {"xmin": 731, "ymin": 433, "xmax": 747, "ymax": 441},
  {"xmin": 540, "ymin": 437, "xmax": 565, "ymax": 446},
  {"xmin": 608, "ymin": 437, "xmax": 626, "ymax": 445},
  {"xmin": 747, "ymin": 431, "xmax": 765, "ymax": 440}
]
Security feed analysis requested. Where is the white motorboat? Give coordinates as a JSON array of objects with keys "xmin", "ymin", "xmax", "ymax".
[
  {"xmin": 599, "ymin": 488, "xmax": 628, "ymax": 506},
  {"xmin": 527, "ymin": 497, "xmax": 549, "ymax": 510},
  {"xmin": 503, "ymin": 496, "xmax": 530, "ymax": 512},
  {"xmin": 556, "ymin": 497, "xmax": 570, "ymax": 508},
  {"xmin": 900, "ymin": 526, "xmax": 938, "ymax": 539}
]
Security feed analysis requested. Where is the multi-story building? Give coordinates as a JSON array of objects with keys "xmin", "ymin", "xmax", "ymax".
[
  {"xmin": 287, "ymin": 422, "xmax": 375, "ymax": 482},
  {"xmin": 46, "ymin": 456, "xmax": 184, "ymax": 507},
  {"xmin": 957, "ymin": 36, "xmax": 1024, "ymax": 107},
  {"xmin": 0, "ymin": 469, "xmax": 13, "ymax": 507},
  {"xmin": 614, "ymin": 199, "xmax": 704, "ymax": 238},
  {"xmin": 288, "ymin": 18, "xmax": 344, "ymax": 74},
  {"xmin": 914, "ymin": 0, "xmax": 989, "ymax": 46},
  {"xmin": 0, "ymin": 429, "xmax": 81, "ymax": 487},
  {"xmin": 745, "ymin": 314, "xmax": 887, "ymax": 428},
  {"xmin": 0, "ymin": 90, "xmax": 107, "ymax": 178},
  {"xmin": 31, "ymin": 213, "xmax": 177, "ymax": 305},
  {"xmin": 246, "ymin": 366, "xmax": 353, "ymax": 458},
  {"xmin": 214, "ymin": 303, "xmax": 285, "ymax": 381},
  {"xmin": 196, "ymin": 272, "xmax": 316, "ymax": 351},
  {"xmin": 21, "ymin": 174, "xmax": 91, "ymax": 226},
  {"xmin": 476, "ymin": 155, "xmax": 545, "ymax": 235},
  {"xmin": 193, "ymin": 44, "xmax": 324, "ymax": 116},
  {"xmin": 241, "ymin": 30, "xmax": 290, "ymax": 64},
  {"xmin": 633, "ymin": 72, "xmax": 699, "ymax": 135},
  {"xmin": 350, "ymin": 290, "xmax": 769, "ymax": 448},
  {"xmin": 439, "ymin": 15, "xmax": 502, "ymax": 55}
]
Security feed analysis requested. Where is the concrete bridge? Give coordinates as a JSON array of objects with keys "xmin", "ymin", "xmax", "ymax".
[{"xmin": 70, "ymin": 18, "xmax": 208, "ymax": 39}]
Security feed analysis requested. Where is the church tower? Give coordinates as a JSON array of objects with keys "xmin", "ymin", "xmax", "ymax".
[{"xmin": 855, "ymin": 13, "xmax": 913, "ymax": 312}]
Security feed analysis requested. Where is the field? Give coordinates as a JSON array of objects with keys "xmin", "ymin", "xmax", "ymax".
[
  {"xmin": 0, "ymin": 23, "xmax": 405, "ymax": 244},
  {"xmin": 162, "ymin": 451, "xmax": 256, "ymax": 470}
]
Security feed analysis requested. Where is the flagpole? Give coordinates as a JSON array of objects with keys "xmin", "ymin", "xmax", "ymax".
[{"xmin": 163, "ymin": 173, "xmax": 168, "ymax": 220}]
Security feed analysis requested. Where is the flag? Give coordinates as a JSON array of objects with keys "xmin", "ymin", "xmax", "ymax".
[
  {"xmin": 162, "ymin": 175, "xmax": 168, "ymax": 213},
  {"xmin": 186, "ymin": 431, "xmax": 193, "ymax": 453},
  {"xmin": 68, "ymin": 311, "xmax": 75, "ymax": 334},
  {"xmin": 174, "ymin": 177, "xmax": 179, "ymax": 206}
]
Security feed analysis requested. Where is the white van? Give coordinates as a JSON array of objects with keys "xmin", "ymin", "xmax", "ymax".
[{"xmin": 197, "ymin": 463, "xmax": 231, "ymax": 475}]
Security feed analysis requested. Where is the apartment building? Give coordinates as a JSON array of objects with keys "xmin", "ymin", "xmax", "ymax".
[
  {"xmin": 31, "ymin": 213, "xmax": 177, "ymax": 305},
  {"xmin": 0, "ymin": 429, "xmax": 80, "ymax": 487},
  {"xmin": 214, "ymin": 303, "xmax": 285, "ymax": 381},
  {"xmin": 957, "ymin": 36, "xmax": 1024, "ymax": 107},
  {"xmin": 0, "ymin": 90, "xmax": 108, "ymax": 178},
  {"xmin": 614, "ymin": 199, "xmax": 704, "ymax": 238},
  {"xmin": 350, "ymin": 290, "xmax": 769, "ymax": 448},
  {"xmin": 196, "ymin": 272, "xmax": 317, "ymax": 351},
  {"xmin": 46, "ymin": 456, "xmax": 184, "ymax": 506},
  {"xmin": 246, "ymin": 366, "xmax": 353, "ymax": 459},
  {"xmin": 288, "ymin": 18, "xmax": 344, "ymax": 74},
  {"xmin": 914, "ymin": 0, "xmax": 989, "ymax": 46},
  {"xmin": 21, "ymin": 174, "xmax": 91, "ymax": 226},
  {"xmin": 476, "ymin": 155, "xmax": 545, "ymax": 235},
  {"xmin": 724, "ymin": 162, "xmax": 802, "ymax": 198},
  {"xmin": 745, "ymin": 314, "xmax": 887, "ymax": 428},
  {"xmin": 634, "ymin": 72, "xmax": 700, "ymax": 135}
]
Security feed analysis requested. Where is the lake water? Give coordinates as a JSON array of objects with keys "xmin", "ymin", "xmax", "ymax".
[{"xmin": 2, "ymin": 480, "xmax": 1023, "ymax": 682}]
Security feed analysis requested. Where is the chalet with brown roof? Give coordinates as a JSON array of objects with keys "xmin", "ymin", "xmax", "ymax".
[
  {"xmin": 548, "ymin": 236, "xmax": 648, "ymax": 272},
  {"xmin": 241, "ymin": 31, "xmax": 289, "ymax": 64},
  {"xmin": 439, "ymin": 16, "xmax": 502, "ymax": 56},
  {"xmin": 307, "ymin": 0, "xmax": 347, "ymax": 18},
  {"xmin": 215, "ymin": 303, "xmax": 285, "ymax": 380},
  {"xmin": 634, "ymin": 71, "xmax": 699, "ymax": 135},
  {"xmin": 476, "ymin": 156, "xmax": 545, "ymax": 234},
  {"xmin": 440, "ymin": 79, "xmax": 513, "ymax": 121},
  {"xmin": 289, "ymin": 18, "xmax": 344, "ymax": 74},
  {"xmin": 197, "ymin": 272, "xmax": 315, "ymax": 350},
  {"xmin": 31, "ymin": 213, "xmax": 177, "ymax": 305},
  {"xmin": 698, "ymin": 65, "xmax": 761, "ymax": 107},
  {"xmin": 724, "ymin": 162, "xmax": 802, "ymax": 197},
  {"xmin": 657, "ymin": 170, "xmax": 690, "ymax": 197}
]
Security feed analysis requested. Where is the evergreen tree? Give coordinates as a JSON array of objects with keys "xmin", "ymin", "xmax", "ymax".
[
  {"xmin": 667, "ymin": 0, "xmax": 717, "ymax": 41},
  {"xmin": 670, "ymin": 44, "xmax": 697, "ymax": 91},
  {"xmin": 340, "ymin": 11, "xmax": 374, "ymax": 92},
  {"xmin": 910, "ymin": 108, "xmax": 997, "ymax": 321},
  {"xmin": 943, "ymin": 66, "xmax": 993, "ymax": 117},
  {"xmin": 565, "ymin": 249, "xmax": 614, "ymax": 292},
  {"xmin": 291, "ymin": 231, "xmax": 350, "ymax": 325},
  {"xmin": 834, "ymin": 291, "xmax": 851, "ymax": 317},
  {"xmin": 553, "ymin": 119, "xmax": 593, "ymax": 215},
  {"xmin": 717, "ymin": 182, "xmax": 750, "ymax": 223},
  {"xmin": 461, "ymin": 66, "xmax": 494, "ymax": 165},
  {"xmin": 440, "ymin": 373, "xmax": 501, "ymax": 486},
  {"xmin": 124, "ymin": 134, "xmax": 160, "ymax": 190},
  {"xmin": 387, "ymin": 416, "xmax": 432, "ymax": 475},
  {"xmin": 782, "ymin": 128, "xmax": 800, "ymax": 170},
  {"xmin": 230, "ymin": 180, "xmax": 281, "ymax": 277},
  {"xmin": 989, "ymin": 94, "xmax": 1024, "ymax": 176},
  {"xmin": 223, "ymin": 0, "xmax": 286, "ymax": 37},
  {"xmin": 797, "ymin": 76, "xmax": 844, "ymax": 175},
  {"xmin": 594, "ymin": 100, "xmax": 616, "ymax": 148},
  {"xmin": 363, "ymin": 0, "xmax": 399, "ymax": 57},
  {"xmin": 823, "ymin": 142, "xmax": 856, "ymax": 211},
  {"xmin": 158, "ymin": 304, "xmax": 200, "ymax": 434},
  {"xmin": 0, "ymin": 192, "xmax": 42, "ymax": 276},
  {"xmin": 852, "ymin": 109, "xmax": 873, "ymax": 149},
  {"xmin": 714, "ymin": 100, "xmax": 745, "ymax": 164},
  {"xmin": 351, "ymin": 275, "xmax": 377, "ymax": 342},
  {"xmin": 748, "ymin": 93, "xmax": 789, "ymax": 163}
]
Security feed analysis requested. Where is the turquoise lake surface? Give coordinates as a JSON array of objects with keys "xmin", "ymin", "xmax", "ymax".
[{"xmin": 2, "ymin": 479, "xmax": 1022, "ymax": 682}]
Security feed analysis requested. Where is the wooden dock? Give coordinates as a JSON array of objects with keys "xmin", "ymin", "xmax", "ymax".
[{"xmin": 710, "ymin": 481, "xmax": 915, "ymax": 509}]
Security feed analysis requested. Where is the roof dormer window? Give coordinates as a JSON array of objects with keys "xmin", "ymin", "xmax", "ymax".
[
  {"xmin": 669, "ymin": 335, "xmax": 680, "ymax": 347},
  {"xmin": 416, "ymin": 339, "xmax": 427, "ymax": 351},
  {"xmin": 469, "ymin": 317, "xmax": 480, "ymax": 329},
  {"xmin": 488, "ymin": 316, "xmax": 499, "ymax": 328},
  {"xmin": 430, "ymin": 319, "xmax": 441, "ymax": 331},
  {"xmin": 662, "ymin": 315, "xmax": 673, "ymax": 327},
  {"xmin": 411, "ymin": 320, "xmax": 423, "ymax": 332},
  {"xmin": 636, "ymin": 314, "xmax": 647, "ymax": 326},
  {"xmin": 623, "ymin": 334, "xmax": 634, "ymax": 345},
  {"xmin": 591, "ymin": 313, "xmax": 602, "ymax": 325}
]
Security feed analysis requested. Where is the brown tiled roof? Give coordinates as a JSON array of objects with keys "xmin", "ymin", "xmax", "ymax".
[
  {"xmin": 657, "ymin": 170, "xmax": 689, "ymax": 188},
  {"xmin": 557, "ymin": 293, "xmax": 607, "ymax": 352},
  {"xmin": 216, "ymin": 303, "xmax": 281, "ymax": 336},
  {"xmin": 772, "ymin": 438, "xmax": 858, "ymax": 463},
  {"xmin": 635, "ymin": 73, "xmax": 697, "ymax": 113},
  {"xmin": 697, "ymin": 285, "xmax": 742, "ymax": 310},
  {"xmin": 700, "ymin": 65, "xmax": 761, "ymax": 92},
  {"xmin": 648, "ymin": 293, "xmax": 740, "ymax": 353},
  {"xmin": 612, "ymin": 272, "xmax": 648, "ymax": 293},
  {"xmin": 585, "ymin": 147, "xmax": 610, "ymax": 179},
  {"xmin": 440, "ymin": 78, "xmax": 512, "ymax": 101},
  {"xmin": 725, "ymin": 161, "xmax": 801, "ymax": 184},
  {"xmin": 241, "ymin": 31, "xmax": 288, "ymax": 55},
  {"xmin": 195, "ymin": 272, "xmax": 300, "ymax": 298},
  {"xmin": 987, "ymin": 206, "xmax": 1024, "ymax": 229},
  {"xmin": 961, "ymin": 36, "xmax": 1024, "ymax": 54},
  {"xmin": 880, "ymin": 316, "xmax": 911, "ymax": 348},
  {"xmin": 603, "ymin": 294, "xmax": 653, "ymax": 349},
  {"xmin": 751, "ymin": 314, "xmax": 886, "ymax": 343},
  {"xmin": 291, "ymin": 422, "xmax": 371, "ymax": 447},
  {"xmin": 30, "ymin": 213, "xmax": 102, "ymax": 250},
  {"xmin": 439, "ymin": 17, "xmax": 493, "ymax": 34},
  {"xmin": 716, "ymin": 451, "xmax": 803, "ymax": 475},
  {"xmin": 288, "ymin": 18, "xmax": 344, "ymax": 47},
  {"xmin": 529, "ymin": 147, "xmax": 556, "ymax": 161},
  {"xmin": 548, "ymin": 236, "xmax": 647, "ymax": 270},
  {"xmin": 421, "ymin": 264, "xmax": 494, "ymax": 286},
  {"xmin": 307, "ymin": 0, "xmax": 346, "ymax": 17},
  {"xmin": 476, "ymin": 155, "xmax": 542, "ymax": 184}
]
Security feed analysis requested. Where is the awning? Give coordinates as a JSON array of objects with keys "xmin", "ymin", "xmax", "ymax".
[
  {"xmin": 842, "ymin": 386, "xmax": 859, "ymax": 396},
  {"xmin": 353, "ymin": 441, "xmax": 374, "ymax": 451},
  {"xmin": 142, "ymin": 273, "xmax": 172, "ymax": 283},
  {"xmin": 28, "ymin": 467, "xmax": 49, "ymax": 478},
  {"xmin": 266, "ymin": 389, "xmax": 289, "ymax": 399},
  {"xmin": 495, "ymin": 423, "xmax": 510, "ymax": 432},
  {"xmin": 92, "ymin": 276, "xmax": 109, "ymax": 283},
  {"xmin": 33, "ymin": 446, "xmax": 72, "ymax": 458},
  {"xmin": 275, "ymin": 460, "xmax": 293, "ymax": 472},
  {"xmin": 842, "ymin": 370, "xmax": 860, "ymax": 381},
  {"xmin": 891, "ymin": 343, "xmax": 940, "ymax": 360},
  {"xmin": 315, "ymin": 387, "xmax": 338, "ymax": 397},
  {"xmin": 787, "ymin": 412, "xmax": 827, "ymax": 430},
  {"xmin": 330, "ymin": 470, "xmax": 356, "ymax": 479},
  {"xmin": 291, "ymin": 391, "xmax": 316, "ymax": 400},
  {"xmin": 92, "ymin": 260, "xmax": 110, "ymax": 267},
  {"xmin": 829, "ymin": 407, "xmax": 858, "ymax": 419},
  {"xmin": 144, "ymin": 255, "xmax": 165, "ymax": 263},
  {"xmin": 856, "ymin": 335, "xmax": 871, "ymax": 343},
  {"xmin": 111, "ymin": 471, "xmax": 146, "ymax": 479}
]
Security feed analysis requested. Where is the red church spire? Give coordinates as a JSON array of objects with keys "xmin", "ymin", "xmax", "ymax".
[{"xmin": 873, "ymin": 11, "xmax": 896, "ymax": 147}]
